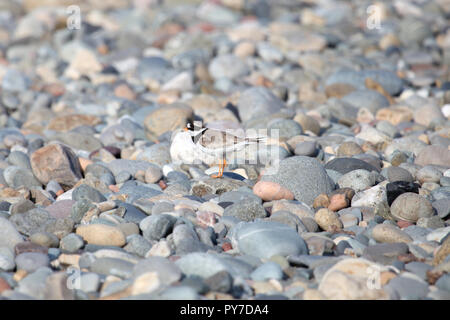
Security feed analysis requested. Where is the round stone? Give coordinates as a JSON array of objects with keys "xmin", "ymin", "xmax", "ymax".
[
  {"xmin": 340, "ymin": 213, "xmax": 359, "ymax": 228},
  {"xmin": 338, "ymin": 169, "xmax": 376, "ymax": 192},
  {"xmin": 293, "ymin": 114, "xmax": 320, "ymax": 135},
  {"xmin": 250, "ymin": 262, "xmax": 284, "ymax": 281},
  {"xmin": 416, "ymin": 166, "xmax": 443, "ymax": 184},
  {"xmin": 328, "ymin": 193, "xmax": 349, "ymax": 212},
  {"xmin": 337, "ymin": 142, "xmax": 363, "ymax": 157},
  {"xmin": 3, "ymin": 166, "xmax": 41, "ymax": 189},
  {"xmin": 72, "ymin": 184, "xmax": 107, "ymax": 203},
  {"xmin": 415, "ymin": 146, "xmax": 450, "ymax": 167},
  {"xmin": 230, "ymin": 221, "xmax": 308, "ymax": 259},
  {"xmin": 268, "ymin": 119, "xmax": 303, "ymax": 141},
  {"xmin": 223, "ymin": 199, "xmax": 267, "ymax": 222},
  {"xmin": 315, "ymin": 208, "xmax": 343, "ymax": 231},
  {"xmin": 318, "ymin": 258, "xmax": 389, "ymax": 299},
  {"xmin": 416, "ymin": 216, "xmax": 445, "ymax": 229},
  {"xmin": 60, "ymin": 233, "xmax": 85, "ymax": 253},
  {"xmin": 75, "ymin": 224, "xmax": 126, "ymax": 247},
  {"xmin": 236, "ymin": 87, "xmax": 284, "ymax": 122},
  {"xmin": 139, "ymin": 214, "xmax": 177, "ymax": 241},
  {"xmin": 15, "ymin": 252, "xmax": 50, "ymax": 273},
  {"xmin": 294, "ymin": 141, "xmax": 318, "ymax": 157},
  {"xmin": 261, "ymin": 156, "xmax": 333, "ymax": 206},
  {"xmin": 384, "ymin": 166, "xmax": 414, "ymax": 183},
  {"xmin": 253, "ymin": 181, "xmax": 294, "ymax": 201},
  {"xmin": 390, "ymin": 193, "xmax": 434, "ymax": 222},
  {"xmin": 208, "ymin": 54, "xmax": 249, "ymax": 80},
  {"xmin": 371, "ymin": 224, "xmax": 413, "ymax": 244},
  {"xmin": 0, "ymin": 217, "xmax": 24, "ymax": 251},
  {"xmin": 145, "ymin": 166, "xmax": 163, "ymax": 184},
  {"xmin": 29, "ymin": 232, "xmax": 59, "ymax": 248}
]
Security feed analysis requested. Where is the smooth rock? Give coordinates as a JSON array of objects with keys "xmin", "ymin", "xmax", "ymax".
[
  {"xmin": 372, "ymin": 224, "xmax": 413, "ymax": 244},
  {"xmin": 236, "ymin": 87, "xmax": 284, "ymax": 123},
  {"xmin": 390, "ymin": 193, "xmax": 434, "ymax": 222},
  {"xmin": 250, "ymin": 262, "xmax": 284, "ymax": 281},
  {"xmin": 223, "ymin": 199, "xmax": 267, "ymax": 222},
  {"xmin": 30, "ymin": 144, "xmax": 82, "ymax": 188},
  {"xmin": 325, "ymin": 157, "xmax": 380, "ymax": 174},
  {"xmin": 261, "ymin": 156, "xmax": 333, "ymax": 206},
  {"xmin": 294, "ymin": 141, "xmax": 318, "ymax": 157},
  {"xmin": 15, "ymin": 252, "xmax": 50, "ymax": 273},
  {"xmin": 338, "ymin": 169, "xmax": 376, "ymax": 192},
  {"xmin": 72, "ymin": 184, "xmax": 107, "ymax": 203},
  {"xmin": 76, "ymin": 224, "xmax": 126, "ymax": 247},
  {"xmin": 385, "ymin": 274, "xmax": 429, "ymax": 299},
  {"xmin": 133, "ymin": 256, "xmax": 181, "ymax": 285},
  {"xmin": 230, "ymin": 221, "xmax": 308, "ymax": 259},
  {"xmin": 140, "ymin": 214, "xmax": 177, "ymax": 241},
  {"xmin": 0, "ymin": 217, "xmax": 24, "ymax": 251},
  {"xmin": 3, "ymin": 166, "xmax": 41, "ymax": 189},
  {"xmin": 415, "ymin": 146, "xmax": 450, "ymax": 167},
  {"xmin": 315, "ymin": 208, "xmax": 343, "ymax": 231},
  {"xmin": 318, "ymin": 258, "xmax": 389, "ymax": 299},
  {"xmin": 362, "ymin": 243, "xmax": 409, "ymax": 265},
  {"xmin": 60, "ymin": 233, "xmax": 84, "ymax": 253}
]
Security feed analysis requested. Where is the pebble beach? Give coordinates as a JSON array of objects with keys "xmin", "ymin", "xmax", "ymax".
[{"xmin": 0, "ymin": 0, "xmax": 449, "ymax": 300}]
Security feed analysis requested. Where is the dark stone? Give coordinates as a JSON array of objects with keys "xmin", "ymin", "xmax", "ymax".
[
  {"xmin": 222, "ymin": 172, "xmax": 246, "ymax": 181},
  {"xmin": 72, "ymin": 184, "xmax": 107, "ymax": 203},
  {"xmin": 386, "ymin": 181, "xmax": 420, "ymax": 206},
  {"xmin": 218, "ymin": 202, "xmax": 233, "ymax": 209},
  {"xmin": 117, "ymin": 202, "xmax": 147, "ymax": 224},
  {"xmin": 324, "ymin": 157, "xmax": 380, "ymax": 174},
  {"xmin": 15, "ymin": 241, "xmax": 48, "ymax": 255},
  {"xmin": 362, "ymin": 243, "xmax": 409, "ymax": 265},
  {"xmin": 335, "ymin": 240, "xmax": 351, "ymax": 255},
  {"xmin": 0, "ymin": 201, "xmax": 11, "ymax": 211},
  {"xmin": 204, "ymin": 271, "xmax": 233, "ymax": 293}
]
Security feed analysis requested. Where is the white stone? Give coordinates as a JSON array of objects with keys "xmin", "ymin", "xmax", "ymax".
[{"xmin": 426, "ymin": 226, "xmax": 450, "ymax": 243}]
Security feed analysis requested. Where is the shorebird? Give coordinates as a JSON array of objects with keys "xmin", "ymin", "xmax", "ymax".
[{"xmin": 170, "ymin": 121, "xmax": 266, "ymax": 178}]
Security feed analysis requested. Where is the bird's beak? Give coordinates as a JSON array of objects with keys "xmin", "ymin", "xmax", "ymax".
[{"xmin": 183, "ymin": 127, "xmax": 188, "ymax": 131}]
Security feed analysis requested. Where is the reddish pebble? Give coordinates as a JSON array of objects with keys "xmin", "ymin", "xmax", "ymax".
[
  {"xmin": 114, "ymin": 83, "xmax": 136, "ymax": 100},
  {"xmin": 328, "ymin": 193, "xmax": 349, "ymax": 211},
  {"xmin": 108, "ymin": 185, "xmax": 120, "ymax": 193},
  {"xmin": 159, "ymin": 180, "xmax": 167, "ymax": 190},
  {"xmin": 253, "ymin": 181, "xmax": 294, "ymax": 201},
  {"xmin": 43, "ymin": 83, "xmax": 65, "ymax": 97},
  {"xmin": 0, "ymin": 278, "xmax": 11, "ymax": 294},
  {"xmin": 222, "ymin": 242, "xmax": 232, "ymax": 252},
  {"xmin": 397, "ymin": 220, "xmax": 414, "ymax": 228},
  {"xmin": 192, "ymin": 22, "xmax": 215, "ymax": 33},
  {"xmin": 97, "ymin": 43, "xmax": 109, "ymax": 55}
]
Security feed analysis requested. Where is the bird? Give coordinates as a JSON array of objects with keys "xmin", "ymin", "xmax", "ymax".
[{"xmin": 170, "ymin": 121, "xmax": 266, "ymax": 178}]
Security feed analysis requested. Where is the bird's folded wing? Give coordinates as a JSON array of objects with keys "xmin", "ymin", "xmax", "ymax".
[{"xmin": 197, "ymin": 128, "xmax": 265, "ymax": 150}]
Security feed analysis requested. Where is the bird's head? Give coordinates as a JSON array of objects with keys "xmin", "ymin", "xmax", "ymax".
[{"xmin": 184, "ymin": 120, "xmax": 203, "ymax": 133}]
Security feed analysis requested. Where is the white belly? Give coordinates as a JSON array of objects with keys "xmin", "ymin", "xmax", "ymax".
[{"xmin": 170, "ymin": 132, "xmax": 218, "ymax": 165}]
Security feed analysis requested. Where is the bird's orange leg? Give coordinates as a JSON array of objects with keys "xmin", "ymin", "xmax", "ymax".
[{"xmin": 211, "ymin": 158, "xmax": 225, "ymax": 178}]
